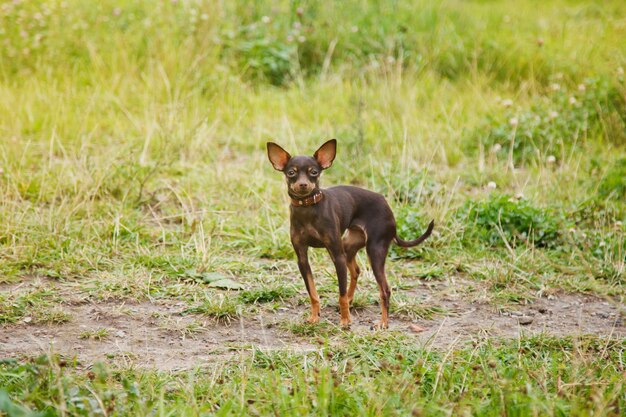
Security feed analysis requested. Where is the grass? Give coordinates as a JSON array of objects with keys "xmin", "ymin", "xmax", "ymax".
[
  {"xmin": 0, "ymin": 287, "xmax": 70, "ymax": 324},
  {"xmin": 239, "ymin": 285, "xmax": 297, "ymax": 304},
  {"xmin": 0, "ymin": 0, "xmax": 625, "ymax": 415},
  {"xmin": 79, "ymin": 328, "xmax": 110, "ymax": 341},
  {"xmin": 391, "ymin": 295, "xmax": 446, "ymax": 321},
  {"xmin": 182, "ymin": 293, "xmax": 242, "ymax": 324},
  {"xmin": 1, "ymin": 335, "xmax": 625, "ymax": 416}
]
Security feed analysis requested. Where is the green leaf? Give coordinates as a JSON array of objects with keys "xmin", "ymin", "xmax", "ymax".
[
  {"xmin": 200, "ymin": 272, "xmax": 229, "ymax": 283},
  {"xmin": 207, "ymin": 279, "xmax": 245, "ymax": 290},
  {"xmin": 0, "ymin": 390, "xmax": 45, "ymax": 417}
]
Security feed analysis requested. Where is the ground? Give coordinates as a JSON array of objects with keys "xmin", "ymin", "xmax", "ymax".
[{"xmin": 2, "ymin": 275, "xmax": 623, "ymax": 371}]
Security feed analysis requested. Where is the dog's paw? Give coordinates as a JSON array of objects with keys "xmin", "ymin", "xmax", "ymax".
[{"xmin": 370, "ymin": 321, "xmax": 389, "ymax": 331}]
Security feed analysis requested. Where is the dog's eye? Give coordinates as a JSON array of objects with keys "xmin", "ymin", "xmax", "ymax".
[
  {"xmin": 286, "ymin": 170, "xmax": 296, "ymax": 177},
  {"xmin": 310, "ymin": 169, "xmax": 319, "ymax": 176}
]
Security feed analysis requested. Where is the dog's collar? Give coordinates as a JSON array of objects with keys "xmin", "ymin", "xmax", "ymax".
[{"xmin": 291, "ymin": 190, "xmax": 323, "ymax": 207}]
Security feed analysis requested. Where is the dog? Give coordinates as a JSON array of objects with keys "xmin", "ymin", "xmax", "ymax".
[{"xmin": 267, "ymin": 139, "xmax": 434, "ymax": 328}]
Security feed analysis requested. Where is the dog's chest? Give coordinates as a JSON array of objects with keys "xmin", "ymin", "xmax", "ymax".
[
  {"xmin": 291, "ymin": 222, "xmax": 325, "ymax": 247},
  {"xmin": 289, "ymin": 213, "xmax": 331, "ymax": 247}
]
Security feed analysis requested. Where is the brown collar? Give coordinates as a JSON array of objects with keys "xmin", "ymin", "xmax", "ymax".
[{"xmin": 291, "ymin": 190, "xmax": 323, "ymax": 207}]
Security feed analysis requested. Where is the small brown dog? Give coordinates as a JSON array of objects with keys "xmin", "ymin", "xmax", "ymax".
[{"xmin": 267, "ymin": 139, "xmax": 434, "ymax": 328}]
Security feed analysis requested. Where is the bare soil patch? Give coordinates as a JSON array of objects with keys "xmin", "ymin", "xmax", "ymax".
[
  {"xmin": 1, "ymin": 278, "xmax": 624, "ymax": 370},
  {"xmin": 0, "ymin": 299, "xmax": 316, "ymax": 371}
]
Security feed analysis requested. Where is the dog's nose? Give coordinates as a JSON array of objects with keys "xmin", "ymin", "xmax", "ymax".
[{"xmin": 299, "ymin": 183, "xmax": 308, "ymax": 188}]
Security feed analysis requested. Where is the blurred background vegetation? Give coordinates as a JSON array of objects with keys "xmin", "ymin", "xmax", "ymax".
[{"xmin": 0, "ymin": 0, "xmax": 624, "ymax": 288}]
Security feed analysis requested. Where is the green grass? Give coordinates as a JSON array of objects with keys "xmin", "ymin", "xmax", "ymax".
[
  {"xmin": 79, "ymin": 328, "xmax": 110, "ymax": 341},
  {"xmin": 391, "ymin": 294, "xmax": 446, "ymax": 320},
  {"xmin": 282, "ymin": 320, "xmax": 341, "ymax": 338},
  {"xmin": 0, "ymin": 287, "xmax": 69, "ymax": 324},
  {"xmin": 182, "ymin": 293, "xmax": 242, "ymax": 324},
  {"xmin": 1, "ymin": 0, "xmax": 625, "ymax": 415},
  {"xmin": 1, "ymin": 335, "xmax": 625, "ymax": 416},
  {"xmin": 239, "ymin": 285, "xmax": 297, "ymax": 304}
]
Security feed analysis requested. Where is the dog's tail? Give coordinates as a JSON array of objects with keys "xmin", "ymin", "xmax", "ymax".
[{"xmin": 394, "ymin": 220, "xmax": 435, "ymax": 248}]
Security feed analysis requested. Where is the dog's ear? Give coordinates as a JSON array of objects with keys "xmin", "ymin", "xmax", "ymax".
[
  {"xmin": 313, "ymin": 139, "xmax": 336, "ymax": 169},
  {"xmin": 267, "ymin": 142, "xmax": 291, "ymax": 171}
]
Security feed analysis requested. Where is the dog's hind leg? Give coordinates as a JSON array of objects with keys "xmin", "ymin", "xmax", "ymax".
[
  {"xmin": 366, "ymin": 239, "xmax": 392, "ymax": 329},
  {"xmin": 342, "ymin": 227, "xmax": 366, "ymax": 305}
]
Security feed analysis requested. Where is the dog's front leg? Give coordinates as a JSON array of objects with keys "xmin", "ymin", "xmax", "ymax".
[
  {"xmin": 293, "ymin": 243, "xmax": 320, "ymax": 323},
  {"xmin": 326, "ymin": 242, "xmax": 351, "ymax": 328}
]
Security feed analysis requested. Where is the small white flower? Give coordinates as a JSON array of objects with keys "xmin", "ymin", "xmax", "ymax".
[
  {"xmin": 297, "ymin": 35, "xmax": 306, "ymax": 43},
  {"xmin": 286, "ymin": 35, "xmax": 294, "ymax": 43},
  {"xmin": 618, "ymin": 67, "xmax": 624, "ymax": 76},
  {"xmin": 502, "ymin": 99, "xmax": 513, "ymax": 108},
  {"xmin": 293, "ymin": 21, "xmax": 301, "ymax": 29},
  {"xmin": 113, "ymin": 7, "xmax": 121, "ymax": 16},
  {"xmin": 261, "ymin": 15, "xmax": 270, "ymax": 24},
  {"xmin": 569, "ymin": 96, "xmax": 577, "ymax": 105},
  {"xmin": 201, "ymin": 13, "xmax": 209, "ymax": 21},
  {"xmin": 550, "ymin": 83, "xmax": 561, "ymax": 91},
  {"xmin": 509, "ymin": 117, "xmax": 519, "ymax": 127},
  {"xmin": 296, "ymin": 7, "xmax": 304, "ymax": 15},
  {"xmin": 578, "ymin": 84, "xmax": 586, "ymax": 91},
  {"xmin": 568, "ymin": 228, "xmax": 577, "ymax": 234},
  {"xmin": 515, "ymin": 192, "xmax": 524, "ymax": 200},
  {"xmin": 351, "ymin": 25, "xmax": 359, "ymax": 33},
  {"xmin": 616, "ymin": 221, "xmax": 623, "ymax": 228},
  {"xmin": 548, "ymin": 110, "xmax": 558, "ymax": 119},
  {"xmin": 386, "ymin": 56, "xmax": 395, "ymax": 64},
  {"xmin": 546, "ymin": 155, "xmax": 556, "ymax": 163},
  {"xmin": 492, "ymin": 143, "xmax": 502, "ymax": 152},
  {"xmin": 487, "ymin": 181, "xmax": 497, "ymax": 190}
]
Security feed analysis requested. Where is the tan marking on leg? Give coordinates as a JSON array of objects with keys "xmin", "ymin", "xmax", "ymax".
[
  {"xmin": 306, "ymin": 271, "xmax": 320, "ymax": 323},
  {"xmin": 346, "ymin": 257, "xmax": 359, "ymax": 304},
  {"xmin": 379, "ymin": 287, "xmax": 389, "ymax": 329},
  {"xmin": 342, "ymin": 228, "xmax": 366, "ymax": 306},
  {"xmin": 339, "ymin": 294, "xmax": 350, "ymax": 327}
]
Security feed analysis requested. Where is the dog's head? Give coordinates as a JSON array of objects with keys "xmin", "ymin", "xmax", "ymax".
[{"xmin": 266, "ymin": 139, "xmax": 336, "ymax": 198}]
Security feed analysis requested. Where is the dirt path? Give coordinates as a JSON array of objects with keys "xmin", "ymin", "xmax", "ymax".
[
  {"xmin": 1, "ymin": 279, "xmax": 624, "ymax": 370},
  {"xmin": 1, "ymin": 301, "xmax": 317, "ymax": 371}
]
